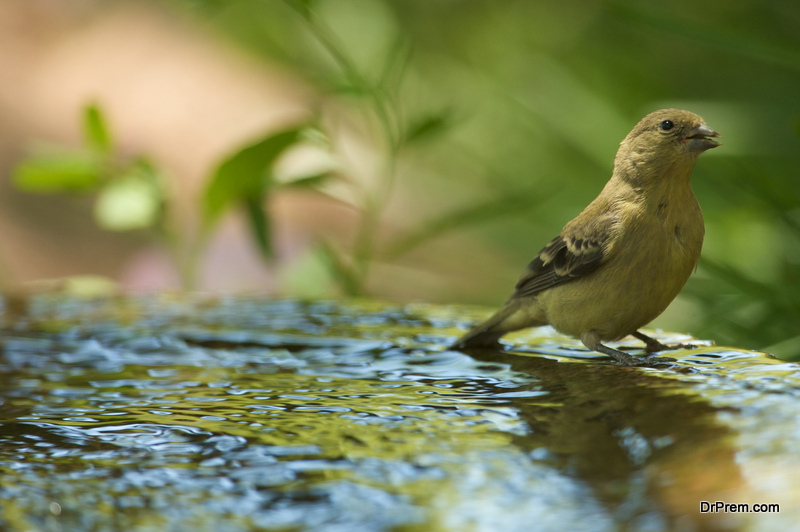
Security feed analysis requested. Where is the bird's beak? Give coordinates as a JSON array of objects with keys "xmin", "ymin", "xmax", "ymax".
[{"xmin": 687, "ymin": 123, "xmax": 721, "ymax": 151}]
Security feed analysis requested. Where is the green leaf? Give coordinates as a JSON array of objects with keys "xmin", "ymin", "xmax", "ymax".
[
  {"xmin": 83, "ymin": 103, "xmax": 112, "ymax": 153},
  {"xmin": 279, "ymin": 172, "xmax": 333, "ymax": 190},
  {"xmin": 13, "ymin": 152, "xmax": 102, "ymax": 193},
  {"xmin": 317, "ymin": 240, "xmax": 361, "ymax": 297},
  {"xmin": 329, "ymin": 82, "xmax": 373, "ymax": 98},
  {"xmin": 292, "ymin": 0, "xmax": 314, "ymax": 19},
  {"xmin": 244, "ymin": 196, "xmax": 273, "ymax": 259},
  {"xmin": 402, "ymin": 110, "xmax": 454, "ymax": 146},
  {"xmin": 202, "ymin": 127, "xmax": 305, "ymax": 228},
  {"xmin": 93, "ymin": 171, "xmax": 162, "ymax": 231}
]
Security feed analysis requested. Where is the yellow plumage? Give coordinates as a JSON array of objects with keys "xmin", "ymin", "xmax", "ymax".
[{"xmin": 452, "ymin": 108, "xmax": 720, "ymax": 366}]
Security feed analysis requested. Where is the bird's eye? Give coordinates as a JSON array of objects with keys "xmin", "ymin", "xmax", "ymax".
[{"xmin": 659, "ymin": 120, "xmax": 674, "ymax": 131}]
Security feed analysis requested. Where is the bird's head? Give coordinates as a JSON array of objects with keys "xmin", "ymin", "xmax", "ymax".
[{"xmin": 616, "ymin": 108, "xmax": 721, "ymax": 185}]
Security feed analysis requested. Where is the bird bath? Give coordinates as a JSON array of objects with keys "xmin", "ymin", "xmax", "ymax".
[{"xmin": 0, "ymin": 294, "xmax": 796, "ymax": 531}]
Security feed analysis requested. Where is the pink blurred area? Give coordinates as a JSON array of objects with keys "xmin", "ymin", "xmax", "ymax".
[{"xmin": 0, "ymin": 1, "xmax": 341, "ymax": 294}]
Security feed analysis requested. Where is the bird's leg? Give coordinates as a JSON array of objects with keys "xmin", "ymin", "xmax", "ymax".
[
  {"xmin": 593, "ymin": 343, "xmax": 641, "ymax": 366},
  {"xmin": 632, "ymin": 331, "xmax": 694, "ymax": 353},
  {"xmin": 632, "ymin": 331, "xmax": 672, "ymax": 353},
  {"xmin": 583, "ymin": 330, "xmax": 674, "ymax": 366},
  {"xmin": 593, "ymin": 342, "xmax": 674, "ymax": 366}
]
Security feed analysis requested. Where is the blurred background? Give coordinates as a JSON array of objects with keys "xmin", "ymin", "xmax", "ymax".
[{"xmin": 1, "ymin": 0, "xmax": 799, "ymax": 358}]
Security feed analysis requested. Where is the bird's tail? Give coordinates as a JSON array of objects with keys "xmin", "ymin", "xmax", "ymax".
[
  {"xmin": 451, "ymin": 322, "xmax": 506, "ymax": 349},
  {"xmin": 452, "ymin": 300, "xmax": 544, "ymax": 350}
]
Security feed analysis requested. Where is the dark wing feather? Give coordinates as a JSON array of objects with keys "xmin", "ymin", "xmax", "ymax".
[{"xmin": 512, "ymin": 233, "xmax": 607, "ymax": 298}]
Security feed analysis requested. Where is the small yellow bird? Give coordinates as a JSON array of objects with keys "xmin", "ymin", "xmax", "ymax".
[{"xmin": 452, "ymin": 109, "xmax": 721, "ymax": 366}]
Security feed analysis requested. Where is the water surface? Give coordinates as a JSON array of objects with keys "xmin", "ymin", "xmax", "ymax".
[{"xmin": 0, "ymin": 295, "xmax": 797, "ymax": 531}]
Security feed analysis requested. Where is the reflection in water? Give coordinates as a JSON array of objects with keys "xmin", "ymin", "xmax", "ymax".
[
  {"xmin": 0, "ymin": 295, "xmax": 797, "ymax": 531},
  {"xmin": 468, "ymin": 350, "xmax": 742, "ymax": 531}
]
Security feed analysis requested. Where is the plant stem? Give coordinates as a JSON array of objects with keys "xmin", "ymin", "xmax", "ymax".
[{"xmin": 284, "ymin": 0, "xmax": 403, "ymax": 297}]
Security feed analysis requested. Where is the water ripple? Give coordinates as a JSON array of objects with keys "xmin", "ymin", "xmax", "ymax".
[{"xmin": 0, "ymin": 295, "xmax": 797, "ymax": 531}]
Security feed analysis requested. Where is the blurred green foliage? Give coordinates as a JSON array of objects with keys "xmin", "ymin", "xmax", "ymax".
[
  {"xmin": 175, "ymin": 0, "xmax": 800, "ymax": 358},
  {"xmin": 14, "ymin": 104, "xmax": 178, "ymax": 273},
  {"xmin": 201, "ymin": 125, "xmax": 317, "ymax": 260},
  {"xmin": 14, "ymin": 104, "xmax": 167, "ymax": 232},
  {"xmin": 13, "ymin": 0, "xmax": 800, "ymax": 360},
  {"xmin": 13, "ymin": 108, "xmax": 337, "ymax": 290}
]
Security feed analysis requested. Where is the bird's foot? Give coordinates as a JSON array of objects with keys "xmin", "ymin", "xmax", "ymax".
[
  {"xmin": 595, "ymin": 343, "xmax": 676, "ymax": 367},
  {"xmin": 632, "ymin": 331, "xmax": 696, "ymax": 354},
  {"xmin": 638, "ymin": 353, "xmax": 677, "ymax": 365},
  {"xmin": 656, "ymin": 342, "xmax": 698, "ymax": 352}
]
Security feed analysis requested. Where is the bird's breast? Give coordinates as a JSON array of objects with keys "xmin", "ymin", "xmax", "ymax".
[
  {"xmin": 538, "ymin": 193, "xmax": 704, "ymax": 342},
  {"xmin": 626, "ymin": 195, "xmax": 703, "ymax": 282}
]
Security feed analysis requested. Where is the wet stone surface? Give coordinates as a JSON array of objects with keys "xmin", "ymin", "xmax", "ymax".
[{"xmin": 0, "ymin": 295, "xmax": 797, "ymax": 531}]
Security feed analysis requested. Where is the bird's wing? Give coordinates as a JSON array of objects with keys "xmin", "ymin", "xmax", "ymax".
[{"xmin": 512, "ymin": 220, "xmax": 613, "ymax": 298}]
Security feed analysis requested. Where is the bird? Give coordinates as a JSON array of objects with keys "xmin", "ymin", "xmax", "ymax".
[{"xmin": 452, "ymin": 108, "xmax": 721, "ymax": 366}]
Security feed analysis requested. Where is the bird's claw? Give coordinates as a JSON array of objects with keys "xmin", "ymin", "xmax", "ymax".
[
  {"xmin": 642, "ymin": 354, "xmax": 677, "ymax": 364},
  {"xmin": 612, "ymin": 354, "xmax": 676, "ymax": 367},
  {"xmin": 645, "ymin": 342, "xmax": 698, "ymax": 353}
]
